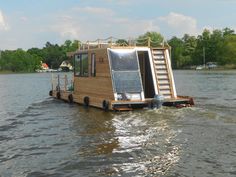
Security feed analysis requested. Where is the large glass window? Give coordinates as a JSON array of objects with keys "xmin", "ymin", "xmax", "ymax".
[
  {"xmin": 74, "ymin": 53, "xmax": 88, "ymax": 77},
  {"xmin": 108, "ymin": 49, "xmax": 143, "ymax": 94},
  {"xmin": 109, "ymin": 50, "xmax": 139, "ymax": 71},
  {"xmin": 113, "ymin": 72, "xmax": 142, "ymax": 93}
]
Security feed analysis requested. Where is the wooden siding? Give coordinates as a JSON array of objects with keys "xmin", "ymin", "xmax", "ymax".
[{"xmin": 73, "ymin": 48, "xmax": 114, "ymax": 109}]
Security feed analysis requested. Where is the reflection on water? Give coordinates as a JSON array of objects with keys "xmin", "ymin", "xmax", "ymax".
[
  {"xmin": 109, "ymin": 110, "xmax": 182, "ymax": 176},
  {"xmin": 0, "ymin": 71, "xmax": 236, "ymax": 176},
  {"xmin": 67, "ymin": 108, "xmax": 182, "ymax": 176}
]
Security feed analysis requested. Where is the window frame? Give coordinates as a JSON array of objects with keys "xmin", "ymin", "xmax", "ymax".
[
  {"xmin": 91, "ymin": 53, "xmax": 96, "ymax": 77},
  {"xmin": 74, "ymin": 53, "xmax": 89, "ymax": 77}
]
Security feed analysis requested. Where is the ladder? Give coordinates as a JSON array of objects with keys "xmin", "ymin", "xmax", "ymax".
[{"xmin": 151, "ymin": 48, "xmax": 177, "ymax": 99}]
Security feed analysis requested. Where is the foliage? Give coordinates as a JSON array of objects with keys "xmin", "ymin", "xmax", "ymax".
[
  {"xmin": 168, "ymin": 36, "xmax": 184, "ymax": 68},
  {"xmin": 0, "ymin": 49, "xmax": 41, "ymax": 72},
  {"xmin": 221, "ymin": 34, "xmax": 236, "ymax": 65},
  {"xmin": 1, "ymin": 29, "xmax": 236, "ymax": 72},
  {"xmin": 137, "ymin": 31, "xmax": 164, "ymax": 47},
  {"xmin": 116, "ymin": 39, "xmax": 129, "ymax": 46},
  {"xmin": 0, "ymin": 40, "xmax": 81, "ymax": 72},
  {"xmin": 168, "ymin": 28, "xmax": 236, "ymax": 68}
]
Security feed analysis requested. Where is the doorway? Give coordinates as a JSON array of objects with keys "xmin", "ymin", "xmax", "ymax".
[{"xmin": 138, "ymin": 51, "xmax": 155, "ymax": 98}]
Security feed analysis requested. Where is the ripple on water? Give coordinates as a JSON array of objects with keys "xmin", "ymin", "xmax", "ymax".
[
  {"xmin": 1, "ymin": 71, "xmax": 236, "ymax": 177},
  {"xmin": 0, "ymin": 120, "xmax": 23, "ymax": 132},
  {"xmin": 25, "ymin": 171, "xmax": 64, "ymax": 177}
]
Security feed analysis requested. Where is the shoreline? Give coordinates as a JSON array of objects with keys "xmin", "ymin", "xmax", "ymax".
[
  {"xmin": 0, "ymin": 70, "xmax": 36, "ymax": 74},
  {"xmin": 1, "ymin": 67, "xmax": 236, "ymax": 74}
]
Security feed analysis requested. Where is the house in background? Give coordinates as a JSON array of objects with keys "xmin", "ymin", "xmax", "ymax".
[{"xmin": 59, "ymin": 60, "xmax": 73, "ymax": 72}]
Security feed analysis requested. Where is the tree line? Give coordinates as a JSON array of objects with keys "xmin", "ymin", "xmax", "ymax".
[
  {"xmin": 130, "ymin": 28, "xmax": 236, "ymax": 69},
  {"xmin": 0, "ymin": 40, "xmax": 79, "ymax": 72},
  {"xmin": 168, "ymin": 27, "xmax": 236, "ymax": 69},
  {"xmin": 0, "ymin": 27, "xmax": 236, "ymax": 72}
]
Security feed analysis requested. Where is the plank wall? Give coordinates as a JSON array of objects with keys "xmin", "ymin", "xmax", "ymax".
[{"xmin": 73, "ymin": 48, "xmax": 114, "ymax": 109}]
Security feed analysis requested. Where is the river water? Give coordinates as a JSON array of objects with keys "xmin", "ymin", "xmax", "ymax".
[{"xmin": 0, "ymin": 70, "xmax": 236, "ymax": 177}]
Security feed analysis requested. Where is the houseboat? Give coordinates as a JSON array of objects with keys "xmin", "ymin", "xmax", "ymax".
[{"xmin": 49, "ymin": 37, "xmax": 194, "ymax": 111}]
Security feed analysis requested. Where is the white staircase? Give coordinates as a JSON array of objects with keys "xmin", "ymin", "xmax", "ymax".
[{"xmin": 151, "ymin": 48, "xmax": 177, "ymax": 99}]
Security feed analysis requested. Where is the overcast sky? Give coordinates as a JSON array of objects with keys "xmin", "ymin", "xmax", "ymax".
[{"xmin": 0, "ymin": 0, "xmax": 236, "ymax": 50}]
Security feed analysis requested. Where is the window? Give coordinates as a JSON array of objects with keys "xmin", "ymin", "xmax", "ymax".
[
  {"xmin": 109, "ymin": 49, "xmax": 139, "ymax": 71},
  {"xmin": 91, "ymin": 53, "xmax": 96, "ymax": 77},
  {"xmin": 74, "ymin": 54, "xmax": 81, "ymax": 76},
  {"xmin": 108, "ymin": 49, "xmax": 143, "ymax": 93},
  {"xmin": 81, "ymin": 54, "xmax": 88, "ymax": 76},
  {"xmin": 74, "ymin": 53, "xmax": 88, "ymax": 77}
]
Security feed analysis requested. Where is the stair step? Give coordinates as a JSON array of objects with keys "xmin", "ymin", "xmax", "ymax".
[
  {"xmin": 158, "ymin": 80, "xmax": 170, "ymax": 84},
  {"xmin": 153, "ymin": 60, "xmax": 165, "ymax": 63},
  {"xmin": 159, "ymin": 85, "xmax": 171, "ymax": 89},
  {"xmin": 153, "ymin": 55, "xmax": 165, "ymax": 59},
  {"xmin": 162, "ymin": 94, "xmax": 172, "ymax": 99},
  {"xmin": 154, "ymin": 62, "xmax": 165, "ymax": 66},
  {"xmin": 159, "ymin": 90, "xmax": 171, "ymax": 95},
  {"xmin": 156, "ymin": 75, "xmax": 169, "ymax": 79},
  {"xmin": 152, "ymin": 50, "xmax": 164, "ymax": 55},
  {"xmin": 160, "ymin": 88, "xmax": 171, "ymax": 92},
  {"xmin": 154, "ymin": 60, "xmax": 165, "ymax": 64},
  {"xmin": 159, "ymin": 83, "xmax": 170, "ymax": 86},
  {"xmin": 157, "ymin": 76, "xmax": 169, "ymax": 82},
  {"xmin": 153, "ymin": 53, "xmax": 164, "ymax": 56},
  {"xmin": 156, "ymin": 71, "xmax": 168, "ymax": 75},
  {"xmin": 162, "ymin": 92, "xmax": 171, "ymax": 95},
  {"xmin": 154, "ymin": 63, "xmax": 166, "ymax": 66},
  {"xmin": 155, "ymin": 66, "xmax": 167, "ymax": 69},
  {"xmin": 151, "ymin": 48, "xmax": 174, "ymax": 99},
  {"xmin": 156, "ymin": 70, "xmax": 167, "ymax": 72}
]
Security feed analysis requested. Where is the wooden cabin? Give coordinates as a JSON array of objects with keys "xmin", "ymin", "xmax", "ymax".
[{"xmin": 50, "ymin": 38, "xmax": 194, "ymax": 111}]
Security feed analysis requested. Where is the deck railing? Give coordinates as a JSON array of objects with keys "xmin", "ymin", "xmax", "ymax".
[
  {"xmin": 51, "ymin": 73, "xmax": 74, "ymax": 92},
  {"xmin": 79, "ymin": 36, "xmax": 170, "ymax": 50}
]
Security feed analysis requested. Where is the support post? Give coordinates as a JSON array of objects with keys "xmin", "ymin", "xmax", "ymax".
[
  {"xmin": 64, "ymin": 74, "xmax": 68, "ymax": 91},
  {"xmin": 57, "ymin": 74, "xmax": 60, "ymax": 91},
  {"xmin": 51, "ymin": 73, "xmax": 54, "ymax": 90}
]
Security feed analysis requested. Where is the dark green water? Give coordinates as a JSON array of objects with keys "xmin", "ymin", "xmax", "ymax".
[{"xmin": 0, "ymin": 71, "xmax": 236, "ymax": 177}]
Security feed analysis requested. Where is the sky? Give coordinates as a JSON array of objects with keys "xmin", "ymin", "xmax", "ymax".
[{"xmin": 0, "ymin": 0, "xmax": 236, "ymax": 50}]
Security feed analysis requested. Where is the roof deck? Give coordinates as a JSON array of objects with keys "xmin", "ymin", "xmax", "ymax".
[{"xmin": 67, "ymin": 37, "xmax": 171, "ymax": 57}]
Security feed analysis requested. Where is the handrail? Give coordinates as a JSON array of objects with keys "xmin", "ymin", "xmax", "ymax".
[
  {"xmin": 51, "ymin": 73, "xmax": 74, "ymax": 92},
  {"xmin": 79, "ymin": 36, "xmax": 170, "ymax": 50}
]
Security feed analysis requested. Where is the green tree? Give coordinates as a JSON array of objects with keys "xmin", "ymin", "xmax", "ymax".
[
  {"xmin": 0, "ymin": 49, "xmax": 41, "ymax": 72},
  {"xmin": 27, "ymin": 47, "xmax": 44, "ymax": 58},
  {"xmin": 192, "ymin": 29, "xmax": 211, "ymax": 65},
  {"xmin": 182, "ymin": 34, "xmax": 197, "ymax": 56},
  {"xmin": 223, "ymin": 27, "xmax": 235, "ymax": 36},
  {"xmin": 137, "ymin": 31, "xmax": 164, "ymax": 47},
  {"xmin": 62, "ymin": 40, "xmax": 80, "ymax": 53},
  {"xmin": 208, "ymin": 29, "xmax": 224, "ymax": 63},
  {"xmin": 42, "ymin": 42, "xmax": 66, "ymax": 69},
  {"xmin": 221, "ymin": 34, "xmax": 236, "ymax": 65},
  {"xmin": 168, "ymin": 36, "xmax": 184, "ymax": 68},
  {"xmin": 116, "ymin": 39, "xmax": 129, "ymax": 46}
]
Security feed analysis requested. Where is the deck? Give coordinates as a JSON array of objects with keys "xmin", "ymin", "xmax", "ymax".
[{"xmin": 51, "ymin": 90, "xmax": 194, "ymax": 111}]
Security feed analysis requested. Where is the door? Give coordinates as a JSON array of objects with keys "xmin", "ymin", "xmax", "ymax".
[{"xmin": 138, "ymin": 51, "xmax": 155, "ymax": 98}]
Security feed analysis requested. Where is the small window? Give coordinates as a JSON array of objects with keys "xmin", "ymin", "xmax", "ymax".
[
  {"xmin": 74, "ymin": 53, "xmax": 88, "ymax": 77},
  {"xmin": 74, "ymin": 54, "xmax": 81, "ymax": 76},
  {"xmin": 81, "ymin": 54, "xmax": 88, "ymax": 76},
  {"xmin": 91, "ymin": 53, "xmax": 96, "ymax": 77}
]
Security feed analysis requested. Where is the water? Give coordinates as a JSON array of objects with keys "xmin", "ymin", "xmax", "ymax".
[{"xmin": 0, "ymin": 71, "xmax": 236, "ymax": 177}]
